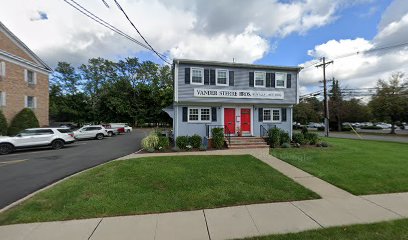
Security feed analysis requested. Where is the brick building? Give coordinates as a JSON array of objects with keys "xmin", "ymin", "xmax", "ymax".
[{"xmin": 0, "ymin": 21, "xmax": 51, "ymax": 128}]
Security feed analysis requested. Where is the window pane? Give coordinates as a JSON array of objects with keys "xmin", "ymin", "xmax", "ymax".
[
  {"xmin": 276, "ymin": 80, "xmax": 285, "ymax": 87},
  {"xmin": 217, "ymin": 70, "xmax": 227, "ymax": 85},
  {"xmin": 273, "ymin": 110, "xmax": 280, "ymax": 121},
  {"xmin": 27, "ymin": 70, "xmax": 34, "ymax": 84},
  {"xmin": 263, "ymin": 110, "xmax": 271, "ymax": 121},
  {"xmin": 255, "ymin": 72, "xmax": 265, "ymax": 86},
  {"xmin": 27, "ymin": 96, "xmax": 34, "ymax": 108},
  {"xmin": 201, "ymin": 108, "xmax": 210, "ymax": 121},
  {"xmin": 189, "ymin": 108, "xmax": 199, "ymax": 121},
  {"xmin": 191, "ymin": 69, "xmax": 203, "ymax": 83}
]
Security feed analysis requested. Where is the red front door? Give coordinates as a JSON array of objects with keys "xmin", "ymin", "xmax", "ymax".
[
  {"xmin": 224, "ymin": 108, "xmax": 235, "ymax": 135},
  {"xmin": 241, "ymin": 108, "xmax": 251, "ymax": 132}
]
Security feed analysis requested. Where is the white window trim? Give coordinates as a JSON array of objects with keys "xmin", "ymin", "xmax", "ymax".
[
  {"xmin": 25, "ymin": 96, "xmax": 36, "ymax": 109},
  {"xmin": 0, "ymin": 91, "xmax": 5, "ymax": 106},
  {"xmin": 188, "ymin": 107, "xmax": 211, "ymax": 123},
  {"xmin": 0, "ymin": 61, "xmax": 5, "ymax": 78},
  {"xmin": 190, "ymin": 67, "xmax": 204, "ymax": 85},
  {"xmin": 254, "ymin": 71, "xmax": 266, "ymax": 88},
  {"xmin": 263, "ymin": 108, "xmax": 281, "ymax": 123},
  {"xmin": 216, "ymin": 69, "xmax": 229, "ymax": 86},
  {"xmin": 275, "ymin": 72, "xmax": 287, "ymax": 88}
]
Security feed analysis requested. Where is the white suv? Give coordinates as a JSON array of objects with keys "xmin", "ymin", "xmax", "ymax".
[
  {"xmin": 0, "ymin": 128, "xmax": 76, "ymax": 155},
  {"xmin": 73, "ymin": 125, "xmax": 108, "ymax": 140}
]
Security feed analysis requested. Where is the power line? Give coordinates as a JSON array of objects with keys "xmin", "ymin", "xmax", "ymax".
[
  {"xmin": 113, "ymin": 0, "xmax": 171, "ymax": 64},
  {"xmin": 63, "ymin": 0, "xmax": 170, "ymax": 63}
]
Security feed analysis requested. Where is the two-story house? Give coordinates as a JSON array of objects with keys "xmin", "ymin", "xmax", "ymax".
[
  {"xmin": 0, "ymin": 21, "xmax": 51, "ymax": 127},
  {"xmin": 170, "ymin": 59, "xmax": 301, "ymax": 146}
]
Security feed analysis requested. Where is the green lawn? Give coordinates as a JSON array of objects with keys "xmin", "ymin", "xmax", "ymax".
[
  {"xmin": 0, "ymin": 155, "xmax": 318, "ymax": 225},
  {"xmin": 242, "ymin": 218, "xmax": 408, "ymax": 240},
  {"xmin": 271, "ymin": 138, "xmax": 408, "ymax": 195}
]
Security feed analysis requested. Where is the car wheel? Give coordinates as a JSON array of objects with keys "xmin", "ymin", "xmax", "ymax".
[
  {"xmin": 126, "ymin": 129, "xmax": 131, "ymax": 133},
  {"xmin": 0, "ymin": 143, "xmax": 14, "ymax": 155},
  {"xmin": 51, "ymin": 139, "xmax": 65, "ymax": 150},
  {"xmin": 96, "ymin": 133, "xmax": 104, "ymax": 140},
  {"xmin": 107, "ymin": 131, "xmax": 113, "ymax": 137}
]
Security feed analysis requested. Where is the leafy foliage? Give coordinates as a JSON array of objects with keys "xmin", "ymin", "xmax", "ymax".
[
  {"xmin": 268, "ymin": 128, "xmax": 281, "ymax": 148},
  {"xmin": 280, "ymin": 131, "xmax": 290, "ymax": 145},
  {"xmin": 176, "ymin": 136, "xmax": 189, "ymax": 149},
  {"xmin": 0, "ymin": 110, "xmax": 7, "ymax": 136},
  {"xmin": 8, "ymin": 108, "xmax": 39, "ymax": 136},
  {"xmin": 211, "ymin": 128, "xmax": 225, "ymax": 149},
  {"xmin": 157, "ymin": 136, "xmax": 170, "ymax": 150},
  {"xmin": 292, "ymin": 133, "xmax": 306, "ymax": 145},
  {"xmin": 304, "ymin": 132, "xmax": 319, "ymax": 145},
  {"xmin": 141, "ymin": 132, "xmax": 159, "ymax": 149},
  {"xmin": 190, "ymin": 134, "xmax": 202, "ymax": 148}
]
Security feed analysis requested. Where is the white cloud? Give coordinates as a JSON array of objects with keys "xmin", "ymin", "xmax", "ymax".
[
  {"xmin": 300, "ymin": 0, "xmax": 408, "ymax": 93},
  {"xmin": 0, "ymin": 0, "xmax": 359, "ymax": 67}
]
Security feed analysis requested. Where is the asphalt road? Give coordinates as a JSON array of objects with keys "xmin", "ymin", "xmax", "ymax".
[
  {"xmin": 0, "ymin": 128, "xmax": 149, "ymax": 209},
  {"xmin": 318, "ymin": 132, "xmax": 408, "ymax": 143}
]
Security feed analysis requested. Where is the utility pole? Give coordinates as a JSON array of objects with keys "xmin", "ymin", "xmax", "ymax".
[{"xmin": 315, "ymin": 57, "xmax": 333, "ymax": 137}]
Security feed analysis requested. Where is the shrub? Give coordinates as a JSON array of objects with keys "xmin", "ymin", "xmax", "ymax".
[
  {"xmin": 190, "ymin": 134, "xmax": 202, "ymax": 148},
  {"xmin": 171, "ymin": 146, "xmax": 180, "ymax": 152},
  {"xmin": 321, "ymin": 142, "xmax": 329, "ymax": 147},
  {"xmin": 292, "ymin": 133, "xmax": 305, "ymax": 145},
  {"xmin": 157, "ymin": 136, "xmax": 170, "ymax": 150},
  {"xmin": 146, "ymin": 148, "xmax": 155, "ymax": 153},
  {"xmin": 268, "ymin": 128, "xmax": 281, "ymax": 148},
  {"xmin": 176, "ymin": 136, "xmax": 189, "ymax": 149},
  {"xmin": 199, "ymin": 144, "xmax": 207, "ymax": 151},
  {"xmin": 317, "ymin": 126, "xmax": 325, "ymax": 131},
  {"xmin": 280, "ymin": 131, "xmax": 290, "ymax": 145},
  {"xmin": 301, "ymin": 126, "xmax": 308, "ymax": 135},
  {"xmin": 141, "ymin": 132, "xmax": 159, "ymax": 149},
  {"xmin": 281, "ymin": 142, "xmax": 291, "ymax": 148},
  {"xmin": 361, "ymin": 125, "xmax": 382, "ymax": 130},
  {"xmin": 8, "ymin": 108, "xmax": 39, "ymax": 136},
  {"xmin": 211, "ymin": 128, "xmax": 225, "ymax": 149},
  {"xmin": 0, "ymin": 110, "xmax": 7, "ymax": 136},
  {"xmin": 305, "ymin": 132, "xmax": 319, "ymax": 145}
]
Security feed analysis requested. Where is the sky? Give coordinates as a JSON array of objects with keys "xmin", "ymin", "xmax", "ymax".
[{"xmin": 1, "ymin": 0, "xmax": 407, "ymax": 95}]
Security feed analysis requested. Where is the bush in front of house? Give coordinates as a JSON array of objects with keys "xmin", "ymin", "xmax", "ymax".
[
  {"xmin": 304, "ymin": 132, "xmax": 319, "ymax": 145},
  {"xmin": 189, "ymin": 134, "xmax": 202, "ymax": 148},
  {"xmin": 281, "ymin": 142, "xmax": 291, "ymax": 148},
  {"xmin": 301, "ymin": 126, "xmax": 308, "ymax": 135},
  {"xmin": 141, "ymin": 132, "xmax": 160, "ymax": 150},
  {"xmin": 8, "ymin": 108, "xmax": 39, "ymax": 136},
  {"xmin": 292, "ymin": 133, "xmax": 306, "ymax": 145},
  {"xmin": 176, "ymin": 136, "xmax": 189, "ymax": 149},
  {"xmin": 268, "ymin": 128, "xmax": 281, "ymax": 148},
  {"xmin": 0, "ymin": 110, "xmax": 7, "ymax": 136},
  {"xmin": 211, "ymin": 128, "xmax": 225, "ymax": 149},
  {"xmin": 157, "ymin": 136, "xmax": 170, "ymax": 151},
  {"xmin": 280, "ymin": 131, "xmax": 290, "ymax": 145}
]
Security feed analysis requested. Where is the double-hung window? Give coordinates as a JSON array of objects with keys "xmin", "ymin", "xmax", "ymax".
[
  {"xmin": 263, "ymin": 108, "xmax": 281, "ymax": 122},
  {"xmin": 191, "ymin": 68, "xmax": 204, "ymax": 85},
  {"xmin": 216, "ymin": 69, "xmax": 228, "ymax": 86},
  {"xmin": 188, "ymin": 107, "xmax": 211, "ymax": 122},
  {"xmin": 0, "ymin": 91, "xmax": 5, "ymax": 106},
  {"xmin": 254, "ymin": 71, "xmax": 266, "ymax": 87},
  {"xmin": 26, "ymin": 96, "xmax": 36, "ymax": 109},
  {"xmin": 275, "ymin": 73, "xmax": 286, "ymax": 88}
]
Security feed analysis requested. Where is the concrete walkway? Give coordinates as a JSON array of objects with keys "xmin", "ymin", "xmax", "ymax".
[{"xmin": 1, "ymin": 149, "xmax": 408, "ymax": 240}]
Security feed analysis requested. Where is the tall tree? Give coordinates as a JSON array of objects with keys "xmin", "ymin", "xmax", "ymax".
[
  {"xmin": 294, "ymin": 97, "xmax": 322, "ymax": 124},
  {"xmin": 329, "ymin": 78, "xmax": 343, "ymax": 131},
  {"xmin": 369, "ymin": 72, "xmax": 408, "ymax": 134}
]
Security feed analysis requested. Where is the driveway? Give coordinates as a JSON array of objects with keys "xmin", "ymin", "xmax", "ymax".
[{"xmin": 0, "ymin": 128, "xmax": 149, "ymax": 209}]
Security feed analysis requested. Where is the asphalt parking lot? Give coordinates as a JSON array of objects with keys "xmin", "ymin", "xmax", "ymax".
[{"xmin": 0, "ymin": 128, "xmax": 150, "ymax": 209}]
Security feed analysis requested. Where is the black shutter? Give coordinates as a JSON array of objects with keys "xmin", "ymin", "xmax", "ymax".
[
  {"xmin": 266, "ymin": 73, "xmax": 271, "ymax": 87},
  {"xmin": 258, "ymin": 108, "xmax": 263, "ymax": 122},
  {"xmin": 287, "ymin": 74, "xmax": 291, "ymax": 88},
  {"xmin": 282, "ymin": 108, "xmax": 287, "ymax": 122},
  {"xmin": 271, "ymin": 73, "xmax": 275, "ymax": 88},
  {"xmin": 249, "ymin": 72, "xmax": 254, "ymax": 87},
  {"xmin": 211, "ymin": 107, "xmax": 217, "ymax": 122},
  {"xmin": 182, "ymin": 107, "xmax": 188, "ymax": 122},
  {"xmin": 185, "ymin": 68, "xmax": 190, "ymax": 84},
  {"xmin": 229, "ymin": 71, "xmax": 234, "ymax": 86},
  {"xmin": 204, "ymin": 69, "xmax": 209, "ymax": 85},
  {"xmin": 210, "ymin": 69, "xmax": 216, "ymax": 85}
]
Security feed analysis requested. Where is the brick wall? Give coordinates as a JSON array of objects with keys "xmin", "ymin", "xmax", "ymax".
[
  {"xmin": 0, "ymin": 59, "xmax": 49, "ymax": 127},
  {"xmin": 0, "ymin": 30, "xmax": 36, "ymax": 64}
]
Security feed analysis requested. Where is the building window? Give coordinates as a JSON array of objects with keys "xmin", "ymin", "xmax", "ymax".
[
  {"xmin": 191, "ymin": 68, "xmax": 204, "ymax": 85},
  {"xmin": 26, "ymin": 70, "xmax": 36, "ymax": 84},
  {"xmin": 0, "ymin": 62, "xmax": 5, "ymax": 78},
  {"xmin": 254, "ymin": 71, "xmax": 266, "ymax": 87},
  {"xmin": 263, "ymin": 108, "xmax": 281, "ymax": 122},
  {"xmin": 188, "ymin": 107, "xmax": 211, "ymax": 122},
  {"xmin": 275, "ymin": 73, "xmax": 286, "ymax": 88},
  {"xmin": 216, "ymin": 69, "xmax": 228, "ymax": 86},
  {"xmin": 26, "ymin": 96, "xmax": 36, "ymax": 109},
  {"xmin": 0, "ymin": 91, "xmax": 5, "ymax": 106}
]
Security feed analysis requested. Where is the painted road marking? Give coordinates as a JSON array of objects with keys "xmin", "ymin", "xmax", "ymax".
[{"xmin": 0, "ymin": 159, "xmax": 28, "ymax": 167}]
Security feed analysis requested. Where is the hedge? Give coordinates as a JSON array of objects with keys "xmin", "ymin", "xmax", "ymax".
[{"xmin": 7, "ymin": 108, "xmax": 39, "ymax": 136}]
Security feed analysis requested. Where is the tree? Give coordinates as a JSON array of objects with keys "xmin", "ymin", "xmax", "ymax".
[
  {"xmin": 342, "ymin": 99, "xmax": 372, "ymax": 123},
  {"xmin": 369, "ymin": 72, "xmax": 408, "ymax": 134},
  {"xmin": 329, "ymin": 78, "xmax": 343, "ymax": 131},
  {"xmin": 294, "ymin": 97, "xmax": 322, "ymax": 124},
  {"xmin": 8, "ymin": 108, "xmax": 39, "ymax": 136},
  {"xmin": 0, "ymin": 110, "xmax": 7, "ymax": 136}
]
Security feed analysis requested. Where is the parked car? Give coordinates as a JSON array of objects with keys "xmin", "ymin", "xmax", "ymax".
[
  {"xmin": 110, "ymin": 123, "xmax": 132, "ymax": 133},
  {"xmin": 73, "ymin": 125, "xmax": 108, "ymax": 140},
  {"xmin": 375, "ymin": 123, "xmax": 392, "ymax": 129},
  {"xmin": 307, "ymin": 122, "xmax": 324, "ymax": 128},
  {"xmin": 101, "ymin": 124, "xmax": 119, "ymax": 137},
  {"xmin": 0, "ymin": 128, "xmax": 76, "ymax": 155}
]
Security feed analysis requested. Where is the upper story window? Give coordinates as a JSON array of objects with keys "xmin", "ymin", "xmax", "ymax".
[
  {"xmin": 254, "ymin": 71, "xmax": 266, "ymax": 87},
  {"xmin": 216, "ymin": 69, "xmax": 228, "ymax": 86},
  {"xmin": 191, "ymin": 68, "xmax": 204, "ymax": 85},
  {"xmin": 275, "ymin": 73, "xmax": 286, "ymax": 88},
  {"xmin": 263, "ymin": 108, "xmax": 281, "ymax": 122},
  {"xmin": 0, "ymin": 91, "xmax": 5, "ymax": 106},
  {"xmin": 25, "ymin": 69, "xmax": 36, "ymax": 85},
  {"xmin": 0, "ymin": 62, "xmax": 5, "ymax": 79}
]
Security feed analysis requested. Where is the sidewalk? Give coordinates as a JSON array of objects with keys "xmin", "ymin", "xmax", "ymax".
[{"xmin": 1, "ymin": 149, "xmax": 407, "ymax": 240}]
